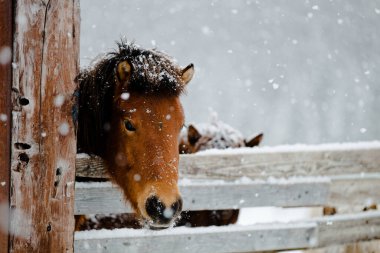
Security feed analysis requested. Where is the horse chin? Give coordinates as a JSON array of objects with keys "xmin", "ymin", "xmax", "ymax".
[
  {"xmin": 148, "ymin": 223, "xmax": 171, "ymax": 230},
  {"xmin": 140, "ymin": 218, "xmax": 173, "ymax": 230}
]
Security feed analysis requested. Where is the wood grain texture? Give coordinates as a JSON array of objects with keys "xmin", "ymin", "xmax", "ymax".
[
  {"xmin": 10, "ymin": 1, "xmax": 79, "ymax": 252},
  {"xmin": 75, "ymin": 144, "xmax": 380, "ymax": 179},
  {"xmin": 74, "ymin": 211, "xmax": 380, "ymax": 253},
  {"xmin": 74, "ymin": 174, "xmax": 380, "ymax": 215},
  {"xmin": 0, "ymin": 0, "xmax": 12, "ymax": 251}
]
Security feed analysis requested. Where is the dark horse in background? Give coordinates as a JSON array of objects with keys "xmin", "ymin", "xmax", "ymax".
[{"xmin": 76, "ymin": 41, "xmax": 194, "ymax": 229}]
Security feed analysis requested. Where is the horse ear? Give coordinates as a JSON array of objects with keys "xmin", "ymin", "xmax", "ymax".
[
  {"xmin": 181, "ymin": 64, "xmax": 194, "ymax": 85},
  {"xmin": 188, "ymin": 124, "xmax": 201, "ymax": 146},
  {"xmin": 117, "ymin": 60, "xmax": 132, "ymax": 82},
  {"xmin": 245, "ymin": 133, "xmax": 264, "ymax": 147}
]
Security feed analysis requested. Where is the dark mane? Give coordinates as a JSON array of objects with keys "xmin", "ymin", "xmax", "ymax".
[{"xmin": 76, "ymin": 41, "xmax": 186, "ymax": 156}]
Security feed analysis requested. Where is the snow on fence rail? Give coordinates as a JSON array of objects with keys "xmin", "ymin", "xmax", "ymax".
[
  {"xmin": 74, "ymin": 142, "xmax": 380, "ymax": 252},
  {"xmin": 75, "ymin": 211, "xmax": 380, "ymax": 253},
  {"xmin": 76, "ymin": 141, "xmax": 380, "ymax": 179}
]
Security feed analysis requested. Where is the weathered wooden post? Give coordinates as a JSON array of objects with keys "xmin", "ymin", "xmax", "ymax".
[
  {"xmin": 8, "ymin": 1, "xmax": 80, "ymax": 252},
  {"xmin": 0, "ymin": 0, "xmax": 13, "ymax": 251}
]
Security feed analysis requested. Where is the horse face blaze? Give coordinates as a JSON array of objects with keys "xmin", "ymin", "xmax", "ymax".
[{"xmin": 108, "ymin": 93, "xmax": 184, "ymax": 227}]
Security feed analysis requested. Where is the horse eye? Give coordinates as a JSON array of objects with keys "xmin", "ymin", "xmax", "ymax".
[{"xmin": 124, "ymin": 120, "xmax": 136, "ymax": 131}]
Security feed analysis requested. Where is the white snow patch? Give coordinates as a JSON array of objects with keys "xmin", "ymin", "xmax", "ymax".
[
  {"xmin": 337, "ymin": 19, "xmax": 343, "ymax": 24},
  {"xmin": 201, "ymin": 26, "xmax": 212, "ymax": 35},
  {"xmin": 360, "ymin": 128, "xmax": 367, "ymax": 133},
  {"xmin": 0, "ymin": 182, "xmax": 5, "ymax": 186},
  {"xmin": 311, "ymin": 5, "xmax": 319, "ymax": 10},
  {"xmin": 58, "ymin": 122, "xmax": 70, "ymax": 136},
  {"xmin": 74, "ymin": 222, "xmax": 311, "ymax": 240},
  {"xmin": 133, "ymin": 174, "xmax": 141, "ymax": 181},
  {"xmin": 16, "ymin": 13, "xmax": 27, "ymax": 26},
  {"xmin": 76, "ymin": 153, "xmax": 91, "ymax": 159},
  {"xmin": 0, "ymin": 46, "xmax": 12, "ymax": 65},
  {"xmin": 54, "ymin": 94, "xmax": 65, "ymax": 107},
  {"xmin": 165, "ymin": 114, "xmax": 171, "ymax": 120},
  {"xmin": 237, "ymin": 206, "xmax": 320, "ymax": 225},
  {"xmin": 75, "ymin": 181, "xmax": 114, "ymax": 189},
  {"xmin": 121, "ymin": 92, "xmax": 130, "ymax": 100},
  {"xmin": 163, "ymin": 208, "xmax": 174, "ymax": 219},
  {"xmin": 0, "ymin": 203, "xmax": 33, "ymax": 239},
  {"xmin": 0, "ymin": 114, "xmax": 7, "ymax": 122},
  {"xmin": 272, "ymin": 83, "xmax": 280, "ymax": 90},
  {"xmin": 375, "ymin": 8, "xmax": 380, "ymax": 14},
  {"xmin": 194, "ymin": 141, "xmax": 380, "ymax": 155}
]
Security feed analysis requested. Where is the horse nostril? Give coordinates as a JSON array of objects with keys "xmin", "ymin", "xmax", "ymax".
[
  {"xmin": 146, "ymin": 196, "xmax": 165, "ymax": 221},
  {"xmin": 145, "ymin": 196, "xmax": 183, "ymax": 224},
  {"xmin": 172, "ymin": 197, "xmax": 183, "ymax": 216}
]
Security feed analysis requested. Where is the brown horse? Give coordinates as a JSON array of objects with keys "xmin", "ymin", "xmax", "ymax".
[
  {"xmin": 76, "ymin": 40, "xmax": 194, "ymax": 229},
  {"xmin": 179, "ymin": 119, "xmax": 263, "ymax": 154},
  {"xmin": 76, "ymin": 120, "xmax": 263, "ymax": 230}
]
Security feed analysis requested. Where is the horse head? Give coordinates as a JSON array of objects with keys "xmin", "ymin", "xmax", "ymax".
[{"xmin": 77, "ymin": 41, "xmax": 194, "ymax": 229}]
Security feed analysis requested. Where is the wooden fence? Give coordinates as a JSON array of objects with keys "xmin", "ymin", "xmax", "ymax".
[
  {"xmin": 74, "ymin": 143, "xmax": 380, "ymax": 252},
  {"xmin": 1, "ymin": 1, "xmax": 79, "ymax": 252}
]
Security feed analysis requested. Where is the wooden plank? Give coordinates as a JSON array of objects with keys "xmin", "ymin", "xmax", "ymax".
[
  {"xmin": 328, "ymin": 174, "xmax": 380, "ymax": 207},
  {"xmin": 304, "ymin": 239, "xmax": 380, "ymax": 253},
  {"xmin": 75, "ymin": 179, "xmax": 330, "ymax": 214},
  {"xmin": 316, "ymin": 211, "xmax": 380, "ymax": 247},
  {"xmin": 74, "ymin": 211, "xmax": 380, "ymax": 253},
  {"xmin": 75, "ymin": 142, "xmax": 380, "ymax": 179},
  {"xmin": 75, "ymin": 174, "xmax": 380, "ymax": 215},
  {"xmin": 0, "ymin": 0, "xmax": 12, "ymax": 251},
  {"xmin": 75, "ymin": 222, "xmax": 316, "ymax": 253},
  {"xmin": 10, "ymin": 1, "xmax": 79, "ymax": 252}
]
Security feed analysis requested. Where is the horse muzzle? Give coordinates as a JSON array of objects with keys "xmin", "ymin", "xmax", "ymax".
[{"xmin": 144, "ymin": 195, "xmax": 183, "ymax": 229}]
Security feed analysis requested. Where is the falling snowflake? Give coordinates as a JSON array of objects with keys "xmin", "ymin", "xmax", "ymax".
[
  {"xmin": 0, "ymin": 114, "xmax": 7, "ymax": 122},
  {"xmin": 54, "ymin": 94, "xmax": 65, "ymax": 107},
  {"xmin": 58, "ymin": 122, "xmax": 70, "ymax": 136},
  {"xmin": 121, "ymin": 92, "xmax": 130, "ymax": 100},
  {"xmin": 0, "ymin": 46, "xmax": 11, "ymax": 65}
]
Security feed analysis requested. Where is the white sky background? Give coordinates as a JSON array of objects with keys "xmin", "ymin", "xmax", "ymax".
[{"xmin": 80, "ymin": 0, "xmax": 380, "ymax": 145}]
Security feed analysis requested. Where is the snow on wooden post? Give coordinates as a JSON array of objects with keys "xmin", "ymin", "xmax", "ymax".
[
  {"xmin": 10, "ymin": 1, "xmax": 79, "ymax": 252},
  {"xmin": 0, "ymin": 0, "xmax": 13, "ymax": 251}
]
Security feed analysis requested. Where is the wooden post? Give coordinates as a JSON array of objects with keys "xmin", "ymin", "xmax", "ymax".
[
  {"xmin": 10, "ymin": 1, "xmax": 79, "ymax": 252},
  {"xmin": 0, "ymin": 0, "xmax": 13, "ymax": 252}
]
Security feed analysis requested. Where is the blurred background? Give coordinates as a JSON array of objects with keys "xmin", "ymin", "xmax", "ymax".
[{"xmin": 80, "ymin": 0, "xmax": 380, "ymax": 145}]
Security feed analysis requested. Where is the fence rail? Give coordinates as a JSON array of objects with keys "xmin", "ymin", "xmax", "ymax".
[
  {"xmin": 75, "ymin": 211, "xmax": 380, "ymax": 253},
  {"xmin": 76, "ymin": 142, "xmax": 380, "ymax": 179},
  {"xmin": 74, "ymin": 142, "xmax": 380, "ymax": 252},
  {"xmin": 75, "ymin": 173, "xmax": 380, "ymax": 215}
]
